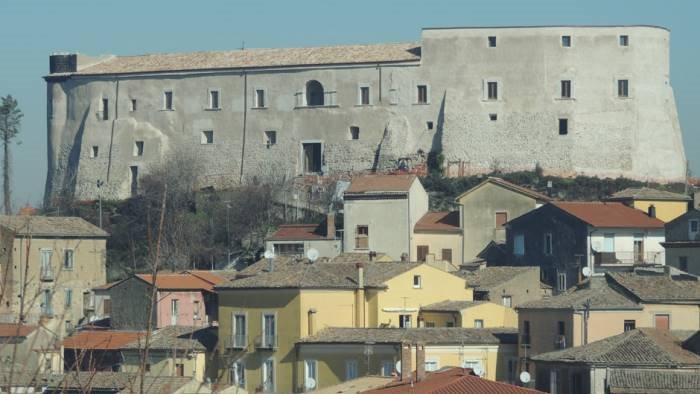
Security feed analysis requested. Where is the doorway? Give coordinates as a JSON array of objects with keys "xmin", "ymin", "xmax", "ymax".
[{"xmin": 302, "ymin": 142, "xmax": 322, "ymax": 173}]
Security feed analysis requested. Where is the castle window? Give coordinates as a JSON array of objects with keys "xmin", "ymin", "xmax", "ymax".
[
  {"xmin": 488, "ymin": 36, "xmax": 497, "ymax": 47},
  {"xmin": 559, "ymin": 118, "xmax": 568, "ymax": 135},
  {"xmin": 560, "ymin": 80, "xmax": 572, "ymax": 99},
  {"xmin": 133, "ymin": 141, "xmax": 144, "ymax": 157},
  {"xmin": 349, "ymin": 126, "xmax": 360, "ymax": 140},
  {"xmin": 264, "ymin": 131, "xmax": 277, "ymax": 147},
  {"xmin": 359, "ymin": 85, "xmax": 370, "ymax": 105},
  {"xmin": 255, "ymin": 89, "xmax": 266, "ymax": 108},
  {"xmin": 487, "ymin": 81, "xmax": 498, "ymax": 100},
  {"xmin": 306, "ymin": 80, "xmax": 324, "ymax": 106},
  {"xmin": 101, "ymin": 98, "xmax": 109, "ymax": 120},
  {"xmin": 129, "ymin": 166, "xmax": 138, "ymax": 196},
  {"xmin": 489, "ymin": 113, "xmax": 497, "ymax": 121},
  {"xmin": 417, "ymin": 85, "xmax": 428, "ymax": 104},
  {"xmin": 619, "ymin": 35, "xmax": 629, "ymax": 46},
  {"xmin": 130, "ymin": 99, "xmax": 137, "ymax": 112},
  {"xmin": 201, "ymin": 130, "xmax": 214, "ymax": 145},
  {"xmin": 209, "ymin": 90, "xmax": 220, "ymax": 110},
  {"xmin": 426, "ymin": 121, "xmax": 434, "ymax": 130},
  {"xmin": 561, "ymin": 35, "xmax": 571, "ymax": 47},
  {"xmin": 163, "ymin": 91, "xmax": 173, "ymax": 110},
  {"xmin": 617, "ymin": 79, "xmax": 629, "ymax": 98},
  {"xmin": 90, "ymin": 146, "xmax": 99, "ymax": 158}
]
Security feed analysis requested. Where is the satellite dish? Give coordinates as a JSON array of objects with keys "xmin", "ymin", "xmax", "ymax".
[
  {"xmin": 305, "ymin": 377, "xmax": 317, "ymax": 390},
  {"xmin": 395, "ymin": 361, "xmax": 401, "ymax": 374},
  {"xmin": 264, "ymin": 250, "xmax": 275, "ymax": 260},
  {"xmin": 307, "ymin": 248, "xmax": 319, "ymax": 262},
  {"xmin": 472, "ymin": 365, "xmax": 484, "ymax": 377},
  {"xmin": 582, "ymin": 266, "xmax": 592, "ymax": 277},
  {"xmin": 519, "ymin": 371, "xmax": 531, "ymax": 383}
]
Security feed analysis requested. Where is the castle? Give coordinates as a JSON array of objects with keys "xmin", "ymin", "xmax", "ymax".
[{"xmin": 44, "ymin": 25, "xmax": 686, "ymax": 202}]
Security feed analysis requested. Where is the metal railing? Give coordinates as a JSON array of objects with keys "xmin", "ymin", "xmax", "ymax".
[
  {"xmin": 40, "ymin": 268, "xmax": 54, "ymax": 281},
  {"xmin": 594, "ymin": 251, "xmax": 665, "ymax": 266},
  {"xmin": 256, "ymin": 334, "xmax": 277, "ymax": 349}
]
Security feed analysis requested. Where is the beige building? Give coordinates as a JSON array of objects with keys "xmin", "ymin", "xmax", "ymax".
[
  {"xmin": 413, "ymin": 211, "xmax": 461, "ymax": 267},
  {"xmin": 343, "ymin": 174, "xmax": 428, "ymax": 261},
  {"xmin": 456, "ymin": 177, "xmax": 550, "ymax": 263},
  {"xmin": 0, "ymin": 216, "xmax": 108, "ymax": 336}
]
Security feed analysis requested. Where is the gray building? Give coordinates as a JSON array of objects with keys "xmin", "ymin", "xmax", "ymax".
[
  {"xmin": 663, "ymin": 209, "xmax": 700, "ymax": 275},
  {"xmin": 44, "ymin": 26, "xmax": 686, "ymax": 202}
]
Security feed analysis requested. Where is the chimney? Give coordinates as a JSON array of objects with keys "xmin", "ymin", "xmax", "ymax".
[
  {"xmin": 355, "ymin": 262, "xmax": 365, "ymax": 328},
  {"xmin": 400, "ymin": 342, "xmax": 412, "ymax": 381},
  {"xmin": 415, "ymin": 343, "xmax": 426, "ymax": 382},
  {"xmin": 356, "ymin": 262, "xmax": 365, "ymax": 289},
  {"xmin": 307, "ymin": 308, "xmax": 317, "ymax": 336},
  {"xmin": 326, "ymin": 213, "xmax": 335, "ymax": 239}
]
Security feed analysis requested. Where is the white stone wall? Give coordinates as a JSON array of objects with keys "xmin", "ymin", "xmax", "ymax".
[{"xmin": 45, "ymin": 26, "xmax": 686, "ymax": 202}]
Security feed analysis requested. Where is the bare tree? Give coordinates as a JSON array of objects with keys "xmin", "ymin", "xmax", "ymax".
[{"xmin": 0, "ymin": 95, "xmax": 23, "ymax": 214}]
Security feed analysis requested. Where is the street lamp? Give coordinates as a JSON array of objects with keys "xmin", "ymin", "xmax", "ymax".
[{"xmin": 96, "ymin": 180, "xmax": 104, "ymax": 228}]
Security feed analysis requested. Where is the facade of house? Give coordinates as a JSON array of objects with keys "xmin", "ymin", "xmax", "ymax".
[
  {"xmin": 0, "ymin": 323, "xmax": 59, "ymax": 374},
  {"xmin": 412, "ymin": 211, "xmax": 462, "ymax": 267},
  {"xmin": 343, "ymin": 174, "xmax": 428, "ymax": 261},
  {"xmin": 265, "ymin": 215, "xmax": 341, "ymax": 258},
  {"xmin": 419, "ymin": 300, "xmax": 518, "ymax": 329},
  {"xmin": 0, "ymin": 216, "xmax": 109, "ymax": 337},
  {"xmin": 456, "ymin": 177, "xmax": 550, "ymax": 263},
  {"xmin": 531, "ymin": 328, "xmax": 700, "ymax": 394},
  {"xmin": 458, "ymin": 266, "xmax": 548, "ymax": 307},
  {"xmin": 663, "ymin": 209, "xmax": 700, "ymax": 275},
  {"xmin": 605, "ymin": 186, "xmax": 691, "ymax": 222},
  {"xmin": 505, "ymin": 202, "xmax": 665, "ymax": 290},
  {"xmin": 215, "ymin": 257, "xmax": 471, "ymax": 393}
]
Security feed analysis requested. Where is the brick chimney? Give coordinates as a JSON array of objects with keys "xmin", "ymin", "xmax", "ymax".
[
  {"xmin": 400, "ymin": 342, "xmax": 412, "ymax": 381},
  {"xmin": 326, "ymin": 213, "xmax": 335, "ymax": 239},
  {"xmin": 415, "ymin": 343, "xmax": 426, "ymax": 381}
]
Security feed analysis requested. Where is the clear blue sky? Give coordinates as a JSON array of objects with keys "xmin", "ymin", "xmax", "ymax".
[{"xmin": 1, "ymin": 0, "xmax": 698, "ymax": 208}]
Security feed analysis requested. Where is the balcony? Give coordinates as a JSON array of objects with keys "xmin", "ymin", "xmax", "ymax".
[
  {"xmin": 594, "ymin": 251, "xmax": 665, "ymax": 266},
  {"xmin": 255, "ymin": 334, "xmax": 277, "ymax": 350},
  {"xmin": 225, "ymin": 334, "xmax": 248, "ymax": 350},
  {"xmin": 40, "ymin": 268, "xmax": 54, "ymax": 282}
]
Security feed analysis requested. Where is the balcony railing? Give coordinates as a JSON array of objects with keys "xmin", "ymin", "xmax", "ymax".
[
  {"xmin": 594, "ymin": 251, "xmax": 665, "ymax": 266},
  {"xmin": 520, "ymin": 334, "xmax": 531, "ymax": 347},
  {"xmin": 256, "ymin": 334, "xmax": 277, "ymax": 350},
  {"xmin": 225, "ymin": 334, "xmax": 247, "ymax": 349},
  {"xmin": 40, "ymin": 268, "xmax": 54, "ymax": 281}
]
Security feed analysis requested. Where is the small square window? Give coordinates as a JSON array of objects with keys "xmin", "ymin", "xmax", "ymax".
[
  {"xmin": 130, "ymin": 99, "xmax": 137, "ymax": 112},
  {"xmin": 489, "ymin": 113, "xmax": 497, "ymax": 121},
  {"xmin": 360, "ymin": 86, "xmax": 370, "ymax": 105},
  {"xmin": 474, "ymin": 319, "xmax": 484, "ymax": 328},
  {"xmin": 201, "ymin": 130, "xmax": 214, "ymax": 144},
  {"xmin": 426, "ymin": 121, "xmax": 434, "ymax": 130},
  {"xmin": 619, "ymin": 35, "xmax": 629, "ymax": 47},
  {"xmin": 164, "ymin": 91, "xmax": 173, "ymax": 110},
  {"xmin": 255, "ymin": 89, "xmax": 266, "ymax": 108},
  {"xmin": 488, "ymin": 36, "xmax": 497, "ymax": 47},
  {"xmin": 349, "ymin": 126, "xmax": 360, "ymax": 140},
  {"xmin": 417, "ymin": 85, "xmax": 428, "ymax": 104},
  {"xmin": 624, "ymin": 320, "xmax": 636, "ymax": 331},
  {"xmin": 487, "ymin": 81, "xmax": 498, "ymax": 100},
  {"xmin": 133, "ymin": 141, "xmax": 144, "ymax": 157},
  {"xmin": 90, "ymin": 146, "xmax": 99, "ymax": 158},
  {"xmin": 413, "ymin": 275, "xmax": 422, "ymax": 288},
  {"xmin": 209, "ymin": 90, "xmax": 220, "ymax": 109},
  {"xmin": 559, "ymin": 118, "xmax": 568, "ymax": 135},
  {"xmin": 264, "ymin": 130, "xmax": 276, "ymax": 147},
  {"xmin": 618, "ymin": 79, "xmax": 629, "ymax": 98},
  {"xmin": 561, "ymin": 35, "xmax": 571, "ymax": 47}
]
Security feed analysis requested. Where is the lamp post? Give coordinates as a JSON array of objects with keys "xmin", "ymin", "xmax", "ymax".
[{"xmin": 96, "ymin": 180, "xmax": 104, "ymax": 228}]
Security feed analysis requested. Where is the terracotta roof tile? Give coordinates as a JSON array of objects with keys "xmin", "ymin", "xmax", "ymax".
[
  {"xmin": 607, "ymin": 187, "xmax": 692, "ymax": 201},
  {"xmin": 0, "ymin": 323, "xmax": 37, "ymax": 338},
  {"xmin": 136, "ymin": 273, "xmax": 217, "ymax": 292},
  {"xmin": 345, "ymin": 174, "xmax": 416, "ymax": 194},
  {"xmin": 552, "ymin": 202, "xmax": 665, "ymax": 228},
  {"xmin": 0, "ymin": 215, "xmax": 108, "ymax": 238},
  {"xmin": 608, "ymin": 369, "xmax": 700, "ymax": 393},
  {"xmin": 62, "ymin": 330, "xmax": 143, "ymax": 350},
  {"xmin": 182, "ymin": 270, "xmax": 231, "ymax": 285},
  {"xmin": 414, "ymin": 212, "xmax": 461, "ymax": 232},
  {"xmin": 267, "ymin": 223, "xmax": 329, "ymax": 241}
]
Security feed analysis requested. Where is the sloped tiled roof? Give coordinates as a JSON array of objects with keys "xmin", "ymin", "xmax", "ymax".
[
  {"xmin": 532, "ymin": 328, "xmax": 700, "ymax": 366},
  {"xmin": 136, "ymin": 273, "xmax": 218, "ymax": 292},
  {"xmin": 121, "ymin": 326, "xmax": 213, "ymax": 352},
  {"xmin": 62, "ymin": 330, "xmax": 144, "ymax": 350},
  {"xmin": 46, "ymin": 372, "xmax": 198, "ymax": 394},
  {"xmin": 362, "ymin": 367, "xmax": 545, "ymax": 394},
  {"xmin": 298, "ymin": 327, "xmax": 517, "ymax": 345},
  {"xmin": 182, "ymin": 270, "xmax": 232, "ymax": 285},
  {"xmin": 552, "ymin": 202, "xmax": 665, "ymax": 228},
  {"xmin": 0, "ymin": 323, "xmax": 37, "ymax": 338},
  {"xmin": 64, "ymin": 43, "xmax": 420, "ymax": 76},
  {"xmin": 456, "ymin": 177, "xmax": 552, "ymax": 202},
  {"xmin": 607, "ymin": 269, "xmax": 700, "ymax": 303},
  {"xmin": 420, "ymin": 300, "xmax": 488, "ymax": 312},
  {"xmin": 414, "ymin": 211, "xmax": 461, "ymax": 233},
  {"xmin": 345, "ymin": 174, "xmax": 416, "ymax": 195},
  {"xmin": 607, "ymin": 187, "xmax": 692, "ymax": 201},
  {"xmin": 458, "ymin": 267, "xmax": 538, "ymax": 291},
  {"xmin": 266, "ymin": 223, "xmax": 329, "ymax": 241},
  {"xmin": 608, "ymin": 369, "xmax": 700, "ymax": 393},
  {"xmin": 517, "ymin": 277, "xmax": 640, "ymax": 310},
  {"xmin": 0, "ymin": 215, "xmax": 109, "ymax": 237}
]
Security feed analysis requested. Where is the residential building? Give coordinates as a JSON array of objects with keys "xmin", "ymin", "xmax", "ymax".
[
  {"xmin": 419, "ymin": 300, "xmax": 518, "ymax": 328},
  {"xmin": 215, "ymin": 257, "xmax": 471, "ymax": 393},
  {"xmin": 0, "ymin": 216, "xmax": 109, "ymax": 336},
  {"xmin": 456, "ymin": 177, "xmax": 550, "ymax": 263},
  {"xmin": 297, "ymin": 328, "xmax": 519, "ymax": 385},
  {"xmin": 265, "ymin": 214, "xmax": 341, "ymax": 258},
  {"xmin": 343, "ymin": 174, "xmax": 428, "ymax": 261},
  {"xmin": 458, "ymin": 266, "xmax": 549, "ymax": 306},
  {"xmin": 413, "ymin": 211, "xmax": 462, "ymax": 268},
  {"xmin": 506, "ymin": 202, "xmax": 665, "ymax": 290},
  {"xmin": 88, "ymin": 281, "xmax": 117, "ymax": 322},
  {"xmin": 517, "ymin": 267, "xmax": 700, "ymax": 381},
  {"xmin": 663, "ymin": 209, "xmax": 700, "ymax": 275},
  {"xmin": 108, "ymin": 272, "xmax": 226, "ymax": 330},
  {"xmin": 531, "ymin": 328, "xmax": 700, "ymax": 394},
  {"xmin": 604, "ymin": 186, "xmax": 691, "ymax": 222},
  {"xmin": 61, "ymin": 329, "xmax": 142, "ymax": 372},
  {"xmin": 0, "ymin": 323, "xmax": 59, "ymax": 374},
  {"xmin": 42, "ymin": 372, "xmax": 215, "ymax": 394}
]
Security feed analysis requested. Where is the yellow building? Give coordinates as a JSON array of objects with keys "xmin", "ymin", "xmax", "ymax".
[
  {"xmin": 413, "ymin": 211, "xmax": 462, "ymax": 268},
  {"xmin": 605, "ymin": 186, "xmax": 691, "ymax": 222},
  {"xmin": 215, "ymin": 257, "xmax": 473, "ymax": 393},
  {"xmin": 419, "ymin": 300, "xmax": 518, "ymax": 329}
]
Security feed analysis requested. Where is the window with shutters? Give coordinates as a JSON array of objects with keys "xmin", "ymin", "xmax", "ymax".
[
  {"xmin": 63, "ymin": 249, "xmax": 74, "ymax": 270},
  {"xmin": 495, "ymin": 212, "xmax": 508, "ymax": 228},
  {"xmin": 417, "ymin": 245, "xmax": 429, "ymax": 262},
  {"xmin": 355, "ymin": 226, "xmax": 369, "ymax": 249},
  {"xmin": 441, "ymin": 248, "xmax": 452, "ymax": 264}
]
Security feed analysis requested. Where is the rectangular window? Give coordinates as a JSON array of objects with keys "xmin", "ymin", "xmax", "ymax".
[
  {"xmin": 399, "ymin": 314, "xmax": 411, "ymax": 328},
  {"xmin": 489, "ymin": 113, "xmax": 497, "ymax": 121},
  {"xmin": 233, "ymin": 313, "xmax": 247, "ymax": 348},
  {"xmin": 130, "ymin": 166, "xmax": 138, "ymax": 196},
  {"xmin": 550, "ymin": 370, "xmax": 558, "ymax": 394},
  {"xmin": 559, "ymin": 118, "xmax": 568, "ymax": 135},
  {"xmin": 274, "ymin": 243, "xmax": 304, "ymax": 255},
  {"xmin": 170, "ymin": 299, "xmax": 179, "ymax": 325},
  {"xmin": 201, "ymin": 130, "xmax": 214, "ymax": 144},
  {"xmin": 101, "ymin": 98, "xmax": 109, "ymax": 120},
  {"xmin": 90, "ymin": 146, "xmax": 99, "ymax": 158},
  {"xmin": 655, "ymin": 314, "xmax": 670, "ymax": 330},
  {"xmin": 42, "ymin": 290, "xmax": 53, "ymax": 316},
  {"xmin": 381, "ymin": 361, "xmax": 394, "ymax": 377},
  {"xmin": 561, "ymin": 35, "xmax": 571, "ymax": 47},
  {"xmin": 355, "ymin": 225, "xmax": 369, "ymax": 249},
  {"xmin": 65, "ymin": 288, "xmax": 72, "ymax": 307},
  {"xmin": 544, "ymin": 233, "xmax": 553, "ymax": 255},
  {"xmin": 425, "ymin": 321, "xmax": 435, "ymax": 328},
  {"xmin": 487, "ymin": 81, "xmax": 498, "ymax": 100},
  {"xmin": 417, "ymin": 245, "xmax": 429, "ymax": 262},
  {"xmin": 255, "ymin": 89, "xmax": 266, "ymax": 108},
  {"xmin": 263, "ymin": 313, "xmax": 276, "ymax": 348},
  {"xmin": 360, "ymin": 86, "xmax": 370, "ymax": 105},
  {"xmin": 164, "ymin": 91, "xmax": 173, "ymax": 110},
  {"xmin": 417, "ymin": 85, "xmax": 428, "ymax": 104},
  {"xmin": 603, "ymin": 233, "xmax": 616, "ymax": 253},
  {"xmin": 209, "ymin": 90, "xmax": 220, "ymax": 109},
  {"xmin": 624, "ymin": 320, "xmax": 636, "ymax": 332},
  {"xmin": 689, "ymin": 220, "xmax": 699, "ymax": 238},
  {"xmin": 514, "ymin": 234, "xmax": 525, "ymax": 256},
  {"xmin": 474, "ymin": 319, "xmax": 484, "ymax": 328},
  {"xmin": 488, "ymin": 36, "xmax": 497, "ymax": 47},
  {"xmin": 426, "ymin": 121, "xmax": 434, "ymax": 130},
  {"xmin": 413, "ymin": 275, "xmax": 422, "ymax": 289},
  {"xmin": 130, "ymin": 99, "xmax": 137, "ymax": 112},
  {"xmin": 441, "ymin": 248, "xmax": 452, "ymax": 264},
  {"xmin": 502, "ymin": 295, "xmax": 512, "ymax": 308},
  {"xmin": 446, "ymin": 321, "xmax": 454, "ymax": 327},
  {"xmin": 232, "ymin": 361, "xmax": 245, "ymax": 388},
  {"xmin": 619, "ymin": 35, "xmax": 629, "ymax": 46},
  {"xmin": 40, "ymin": 249, "xmax": 53, "ymax": 280},
  {"xmin": 617, "ymin": 79, "xmax": 629, "ymax": 98},
  {"xmin": 63, "ymin": 249, "xmax": 74, "ymax": 270},
  {"xmin": 345, "ymin": 360, "xmax": 358, "ymax": 381},
  {"xmin": 349, "ymin": 126, "xmax": 360, "ymax": 140},
  {"xmin": 561, "ymin": 80, "xmax": 572, "ymax": 98},
  {"xmin": 133, "ymin": 141, "xmax": 144, "ymax": 157},
  {"xmin": 557, "ymin": 321, "xmax": 565, "ymax": 335},
  {"xmin": 305, "ymin": 360, "xmax": 317, "ymax": 389},
  {"xmin": 193, "ymin": 300, "xmax": 200, "ymax": 320},
  {"xmin": 263, "ymin": 359, "xmax": 274, "ymax": 392},
  {"xmin": 495, "ymin": 212, "xmax": 508, "ymax": 229},
  {"xmin": 264, "ymin": 131, "xmax": 277, "ymax": 147},
  {"xmin": 679, "ymin": 256, "xmax": 689, "ymax": 272},
  {"xmin": 175, "ymin": 363, "xmax": 184, "ymax": 377},
  {"xmin": 557, "ymin": 271, "xmax": 567, "ymax": 292}
]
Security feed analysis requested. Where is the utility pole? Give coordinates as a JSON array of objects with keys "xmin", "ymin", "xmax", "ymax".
[{"xmin": 96, "ymin": 180, "xmax": 104, "ymax": 228}]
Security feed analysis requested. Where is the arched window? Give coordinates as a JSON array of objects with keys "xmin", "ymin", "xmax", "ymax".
[{"xmin": 306, "ymin": 80, "xmax": 324, "ymax": 106}]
